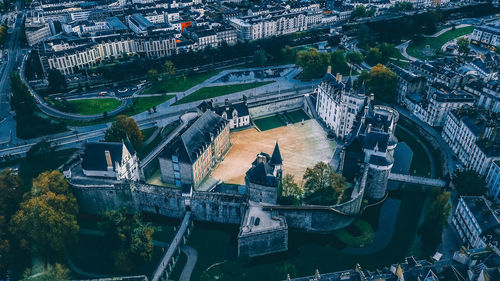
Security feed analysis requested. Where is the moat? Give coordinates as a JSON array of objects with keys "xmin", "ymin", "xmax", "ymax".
[{"xmin": 68, "ymin": 125, "xmax": 433, "ymax": 280}]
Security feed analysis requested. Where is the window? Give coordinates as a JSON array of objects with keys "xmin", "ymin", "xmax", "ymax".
[
  {"xmin": 175, "ymin": 180, "xmax": 181, "ymax": 187},
  {"xmin": 173, "ymin": 163, "xmax": 180, "ymax": 171},
  {"xmin": 174, "ymin": 171, "xmax": 180, "ymax": 179},
  {"xmin": 172, "ymin": 155, "xmax": 179, "ymax": 162}
]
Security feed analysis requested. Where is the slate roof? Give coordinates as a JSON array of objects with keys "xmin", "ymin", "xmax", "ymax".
[
  {"xmin": 159, "ymin": 110, "xmax": 228, "ymax": 164},
  {"xmin": 270, "ymin": 141, "xmax": 282, "ymax": 165},
  {"xmin": 461, "ymin": 196, "xmax": 500, "ymax": 233},
  {"xmin": 82, "ymin": 142, "xmax": 125, "ymax": 172},
  {"xmin": 246, "ymin": 161, "xmax": 279, "ymax": 187},
  {"xmin": 214, "ymin": 102, "xmax": 250, "ymax": 119}
]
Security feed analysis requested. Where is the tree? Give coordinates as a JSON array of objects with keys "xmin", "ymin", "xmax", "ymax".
[
  {"xmin": 10, "ymin": 171, "xmax": 79, "ymax": 256},
  {"xmin": 21, "ymin": 263, "xmax": 70, "ymax": 281},
  {"xmin": 456, "ymin": 37, "xmax": 471, "ymax": 56},
  {"xmin": 99, "ymin": 208, "xmax": 154, "ymax": 273},
  {"xmin": 278, "ymin": 174, "xmax": 304, "ymax": 205},
  {"xmin": 302, "ymin": 162, "xmax": 347, "ymax": 205},
  {"xmin": 377, "ymin": 43, "xmax": 397, "ymax": 63},
  {"xmin": 147, "ymin": 69, "xmax": 159, "ymax": 82},
  {"xmin": 0, "ymin": 169, "xmax": 23, "ymax": 276},
  {"xmin": 254, "ymin": 49, "xmax": 268, "ymax": 67},
  {"xmin": 352, "ymin": 5, "xmax": 367, "ymax": 19},
  {"xmin": 163, "ymin": 60, "xmax": 176, "ymax": 77},
  {"xmin": 365, "ymin": 48, "xmax": 383, "ymax": 66},
  {"xmin": 418, "ymin": 190, "xmax": 451, "ymax": 254},
  {"xmin": 296, "ymin": 48, "xmax": 330, "ymax": 79},
  {"xmin": 330, "ymin": 49, "xmax": 349, "ymax": 75},
  {"xmin": 452, "ymin": 169, "xmax": 486, "ymax": 196},
  {"xmin": 359, "ymin": 64, "xmax": 397, "ymax": 103},
  {"xmin": 19, "ymin": 141, "xmax": 54, "ymax": 182},
  {"xmin": 346, "ymin": 51, "xmax": 364, "ymax": 65},
  {"xmin": 47, "ymin": 69, "xmax": 67, "ymax": 93},
  {"xmin": 105, "ymin": 115, "xmax": 144, "ymax": 148}
]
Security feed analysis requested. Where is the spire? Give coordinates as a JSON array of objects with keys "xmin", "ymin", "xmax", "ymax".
[
  {"xmin": 345, "ymin": 76, "xmax": 352, "ymax": 92},
  {"xmin": 359, "ymin": 81, "xmax": 366, "ymax": 95},
  {"xmin": 270, "ymin": 141, "xmax": 282, "ymax": 166}
]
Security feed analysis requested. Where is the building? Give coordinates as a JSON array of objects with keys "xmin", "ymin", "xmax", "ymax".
[
  {"xmin": 25, "ymin": 20, "xmax": 53, "ymax": 46},
  {"xmin": 197, "ymin": 100, "xmax": 251, "ymax": 129},
  {"xmin": 158, "ymin": 110, "xmax": 230, "ymax": 189},
  {"xmin": 315, "ymin": 71, "xmax": 367, "ymax": 140},
  {"xmin": 245, "ymin": 142, "xmax": 282, "ymax": 204},
  {"xmin": 442, "ymin": 107, "xmax": 500, "ymax": 175},
  {"xmin": 340, "ymin": 104, "xmax": 399, "ymax": 200},
  {"xmin": 81, "ymin": 141, "xmax": 140, "ymax": 181},
  {"xmin": 486, "ymin": 161, "xmax": 500, "ymax": 201},
  {"xmin": 389, "ymin": 63, "xmax": 427, "ymax": 105},
  {"xmin": 471, "ymin": 25, "xmax": 500, "ymax": 50},
  {"xmin": 452, "ymin": 196, "xmax": 500, "ymax": 248}
]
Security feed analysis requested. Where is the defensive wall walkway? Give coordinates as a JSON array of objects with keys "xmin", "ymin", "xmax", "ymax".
[{"xmin": 151, "ymin": 211, "xmax": 193, "ymax": 281}]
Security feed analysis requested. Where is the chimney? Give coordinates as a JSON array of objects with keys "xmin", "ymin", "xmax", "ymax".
[
  {"xmin": 336, "ymin": 73, "xmax": 342, "ymax": 82},
  {"xmin": 327, "ymin": 65, "xmax": 332, "ymax": 74},
  {"xmin": 370, "ymin": 93, "xmax": 375, "ymax": 100},
  {"xmin": 105, "ymin": 150, "xmax": 113, "ymax": 171}
]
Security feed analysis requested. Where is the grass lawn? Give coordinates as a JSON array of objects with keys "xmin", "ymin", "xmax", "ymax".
[
  {"xmin": 141, "ymin": 127, "xmax": 157, "ymax": 142},
  {"xmin": 174, "ymin": 81, "xmax": 273, "ymax": 105},
  {"xmin": 284, "ymin": 109, "xmax": 310, "ymax": 124},
  {"xmin": 334, "ymin": 219, "xmax": 375, "ymax": 247},
  {"xmin": 67, "ymin": 98, "xmax": 122, "ymax": 115},
  {"xmin": 142, "ymin": 70, "xmax": 221, "ymax": 95},
  {"xmin": 55, "ymin": 95, "xmax": 174, "ymax": 127},
  {"xmin": 407, "ymin": 26, "xmax": 474, "ymax": 59},
  {"xmin": 138, "ymin": 121, "xmax": 180, "ymax": 158},
  {"xmin": 254, "ymin": 114, "xmax": 286, "ymax": 131}
]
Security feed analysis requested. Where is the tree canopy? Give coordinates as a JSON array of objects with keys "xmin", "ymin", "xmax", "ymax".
[
  {"xmin": 21, "ymin": 263, "xmax": 70, "ymax": 281},
  {"xmin": 418, "ymin": 190, "xmax": 451, "ymax": 255},
  {"xmin": 296, "ymin": 48, "xmax": 331, "ymax": 79},
  {"xmin": 456, "ymin": 37, "xmax": 471, "ymax": 56},
  {"xmin": 357, "ymin": 64, "xmax": 397, "ymax": 103},
  {"xmin": 452, "ymin": 169, "xmax": 486, "ymax": 196},
  {"xmin": 99, "ymin": 208, "xmax": 155, "ymax": 273},
  {"xmin": 47, "ymin": 69, "xmax": 67, "ymax": 93},
  {"xmin": 10, "ymin": 171, "xmax": 79, "ymax": 256},
  {"xmin": 105, "ymin": 115, "xmax": 144, "ymax": 148},
  {"xmin": 278, "ymin": 174, "xmax": 304, "ymax": 205},
  {"xmin": 302, "ymin": 162, "xmax": 348, "ymax": 205}
]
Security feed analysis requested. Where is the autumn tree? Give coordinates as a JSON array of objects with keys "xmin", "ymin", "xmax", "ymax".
[
  {"xmin": 452, "ymin": 169, "xmax": 486, "ymax": 196},
  {"xmin": 278, "ymin": 174, "xmax": 304, "ymax": 205},
  {"xmin": 105, "ymin": 115, "xmax": 144, "ymax": 148},
  {"xmin": 99, "ymin": 208, "xmax": 154, "ymax": 273},
  {"xmin": 21, "ymin": 263, "xmax": 70, "ymax": 281},
  {"xmin": 163, "ymin": 60, "xmax": 176, "ymax": 77},
  {"xmin": 357, "ymin": 64, "xmax": 397, "ymax": 103},
  {"xmin": 147, "ymin": 68, "xmax": 159, "ymax": 82},
  {"xmin": 10, "ymin": 171, "xmax": 79, "ymax": 256},
  {"xmin": 456, "ymin": 37, "xmax": 471, "ymax": 56},
  {"xmin": 302, "ymin": 162, "xmax": 347, "ymax": 205}
]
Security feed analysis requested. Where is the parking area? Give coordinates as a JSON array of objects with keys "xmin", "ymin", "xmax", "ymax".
[{"xmin": 208, "ymin": 119, "xmax": 336, "ymax": 186}]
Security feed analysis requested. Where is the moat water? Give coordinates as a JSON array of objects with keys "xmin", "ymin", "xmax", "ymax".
[
  {"xmin": 69, "ymin": 126, "xmax": 431, "ymax": 280},
  {"xmin": 178, "ymin": 126, "xmax": 429, "ymax": 281}
]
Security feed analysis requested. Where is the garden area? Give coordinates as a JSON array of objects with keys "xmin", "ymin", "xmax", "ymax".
[
  {"xmin": 254, "ymin": 110, "xmax": 311, "ymax": 131},
  {"xmin": 174, "ymin": 81, "xmax": 273, "ymax": 105},
  {"xmin": 406, "ymin": 26, "xmax": 474, "ymax": 59},
  {"xmin": 334, "ymin": 219, "xmax": 375, "ymax": 247},
  {"xmin": 142, "ymin": 70, "xmax": 221, "ymax": 95},
  {"xmin": 61, "ymin": 98, "xmax": 122, "ymax": 115}
]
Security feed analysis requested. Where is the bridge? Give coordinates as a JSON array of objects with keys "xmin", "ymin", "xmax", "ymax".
[
  {"xmin": 152, "ymin": 211, "xmax": 193, "ymax": 281},
  {"xmin": 388, "ymin": 173, "xmax": 446, "ymax": 187}
]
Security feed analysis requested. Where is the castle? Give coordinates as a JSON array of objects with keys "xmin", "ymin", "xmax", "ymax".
[{"xmin": 64, "ymin": 73, "xmax": 400, "ymax": 258}]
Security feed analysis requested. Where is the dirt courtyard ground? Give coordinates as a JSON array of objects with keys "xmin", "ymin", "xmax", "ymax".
[{"xmin": 208, "ymin": 119, "xmax": 336, "ymax": 186}]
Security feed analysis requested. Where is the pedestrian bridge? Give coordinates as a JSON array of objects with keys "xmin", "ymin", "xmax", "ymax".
[
  {"xmin": 152, "ymin": 211, "xmax": 193, "ymax": 281},
  {"xmin": 388, "ymin": 173, "xmax": 446, "ymax": 187}
]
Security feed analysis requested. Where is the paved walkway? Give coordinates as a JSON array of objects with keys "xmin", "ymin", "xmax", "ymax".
[
  {"xmin": 396, "ymin": 40, "xmax": 418, "ymax": 62},
  {"xmin": 179, "ymin": 246, "xmax": 198, "ymax": 281},
  {"xmin": 423, "ymin": 24, "xmax": 471, "ymax": 38}
]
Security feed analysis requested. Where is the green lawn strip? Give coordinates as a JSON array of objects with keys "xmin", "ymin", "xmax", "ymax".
[
  {"xmin": 141, "ymin": 127, "xmax": 157, "ymax": 142},
  {"xmin": 284, "ymin": 109, "xmax": 310, "ymax": 123},
  {"xmin": 138, "ymin": 131, "xmax": 162, "ymax": 159},
  {"xmin": 407, "ymin": 26, "xmax": 474, "ymax": 59},
  {"xmin": 174, "ymin": 81, "xmax": 274, "ymax": 105},
  {"xmin": 56, "ymin": 95, "xmax": 174, "ymax": 127},
  {"xmin": 142, "ymin": 70, "xmax": 222, "ymax": 95},
  {"xmin": 334, "ymin": 219, "xmax": 375, "ymax": 247},
  {"xmin": 67, "ymin": 98, "xmax": 122, "ymax": 115},
  {"xmin": 254, "ymin": 114, "xmax": 286, "ymax": 131}
]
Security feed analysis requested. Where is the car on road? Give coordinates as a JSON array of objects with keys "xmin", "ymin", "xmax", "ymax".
[
  {"xmin": 118, "ymin": 88, "xmax": 128, "ymax": 93},
  {"xmin": 99, "ymin": 91, "xmax": 107, "ymax": 96}
]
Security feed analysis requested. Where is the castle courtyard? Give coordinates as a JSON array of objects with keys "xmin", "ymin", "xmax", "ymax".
[{"xmin": 207, "ymin": 118, "xmax": 336, "ymax": 187}]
